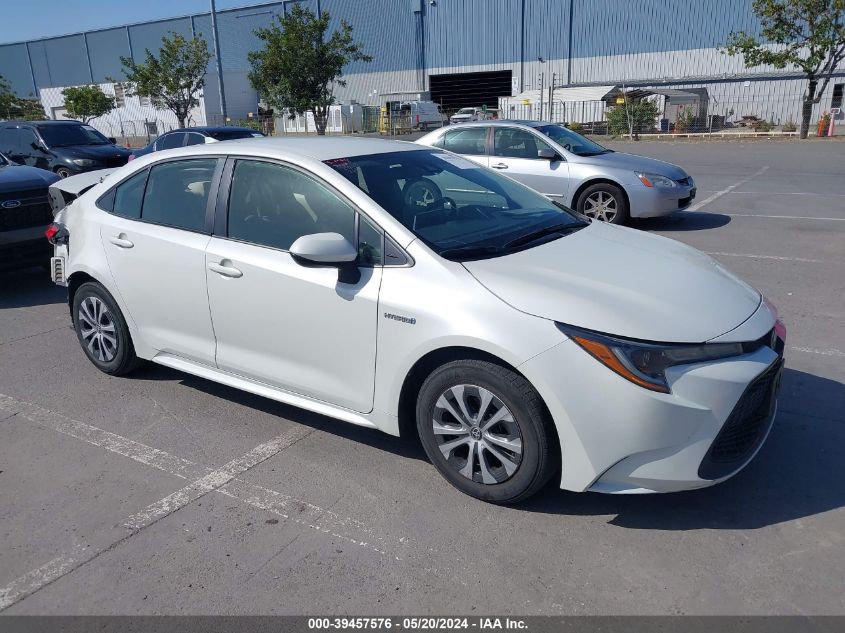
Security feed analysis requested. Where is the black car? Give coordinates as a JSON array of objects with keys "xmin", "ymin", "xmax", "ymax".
[
  {"xmin": 0, "ymin": 152, "xmax": 61, "ymax": 272},
  {"xmin": 0, "ymin": 120, "xmax": 131, "ymax": 178},
  {"xmin": 129, "ymin": 126, "xmax": 264, "ymax": 159}
]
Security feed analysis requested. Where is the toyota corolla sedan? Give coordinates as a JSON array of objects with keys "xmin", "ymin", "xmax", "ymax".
[
  {"xmin": 416, "ymin": 120, "xmax": 696, "ymax": 224},
  {"xmin": 47, "ymin": 137, "xmax": 783, "ymax": 503}
]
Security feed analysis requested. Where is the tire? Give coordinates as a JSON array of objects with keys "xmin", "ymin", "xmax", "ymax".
[
  {"xmin": 416, "ymin": 360, "xmax": 557, "ymax": 504},
  {"xmin": 55, "ymin": 167, "xmax": 73, "ymax": 179},
  {"xmin": 576, "ymin": 182, "xmax": 629, "ymax": 224},
  {"xmin": 72, "ymin": 281, "xmax": 142, "ymax": 376}
]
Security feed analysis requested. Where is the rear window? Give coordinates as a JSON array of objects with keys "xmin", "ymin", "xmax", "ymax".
[{"xmin": 207, "ymin": 129, "xmax": 264, "ymax": 141}]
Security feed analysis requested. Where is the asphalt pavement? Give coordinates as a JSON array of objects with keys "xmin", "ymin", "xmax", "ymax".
[{"xmin": 0, "ymin": 139, "xmax": 843, "ymax": 615}]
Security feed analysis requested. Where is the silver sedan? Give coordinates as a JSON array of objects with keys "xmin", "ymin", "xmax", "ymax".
[{"xmin": 416, "ymin": 120, "xmax": 696, "ymax": 224}]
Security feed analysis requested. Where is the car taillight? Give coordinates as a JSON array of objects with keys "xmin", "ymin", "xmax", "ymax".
[{"xmin": 45, "ymin": 222, "xmax": 69, "ymax": 245}]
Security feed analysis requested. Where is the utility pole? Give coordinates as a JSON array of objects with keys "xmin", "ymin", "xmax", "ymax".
[
  {"xmin": 549, "ymin": 72, "xmax": 555, "ymax": 122},
  {"xmin": 210, "ymin": 0, "xmax": 228, "ymax": 124},
  {"xmin": 538, "ymin": 72, "xmax": 544, "ymax": 121}
]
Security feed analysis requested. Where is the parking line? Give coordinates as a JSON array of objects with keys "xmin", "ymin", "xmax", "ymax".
[
  {"xmin": 790, "ymin": 346, "xmax": 845, "ymax": 358},
  {"xmin": 0, "ymin": 394, "xmax": 403, "ymax": 611},
  {"xmin": 726, "ymin": 213, "xmax": 845, "ymax": 222},
  {"xmin": 705, "ymin": 251, "xmax": 824, "ymax": 263},
  {"xmin": 688, "ymin": 165, "xmax": 770, "ymax": 211}
]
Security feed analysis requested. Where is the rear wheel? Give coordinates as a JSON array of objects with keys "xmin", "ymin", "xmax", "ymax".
[
  {"xmin": 55, "ymin": 167, "xmax": 73, "ymax": 179},
  {"xmin": 416, "ymin": 360, "xmax": 556, "ymax": 504},
  {"xmin": 72, "ymin": 282, "xmax": 142, "ymax": 375},
  {"xmin": 577, "ymin": 182, "xmax": 629, "ymax": 224}
]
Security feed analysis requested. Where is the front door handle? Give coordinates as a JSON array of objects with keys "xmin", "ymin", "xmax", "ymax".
[
  {"xmin": 491, "ymin": 163, "xmax": 509, "ymax": 169},
  {"xmin": 208, "ymin": 260, "xmax": 243, "ymax": 278},
  {"xmin": 109, "ymin": 234, "xmax": 134, "ymax": 249}
]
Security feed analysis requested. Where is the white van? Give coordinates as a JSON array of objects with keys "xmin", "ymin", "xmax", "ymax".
[{"xmin": 398, "ymin": 101, "xmax": 444, "ymax": 131}]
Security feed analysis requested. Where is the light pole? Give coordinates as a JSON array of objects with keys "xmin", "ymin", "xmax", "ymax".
[{"xmin": 210, "ymin": 0, "xmax": 228, "ymax": 124}]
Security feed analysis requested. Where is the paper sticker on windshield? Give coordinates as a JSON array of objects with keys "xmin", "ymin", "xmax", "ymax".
[{"xmin": 434, "ymin": 152, "xmax": 479, "ymax": 168}]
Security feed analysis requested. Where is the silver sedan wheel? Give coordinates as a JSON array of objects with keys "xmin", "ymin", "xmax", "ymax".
[
  {"xmin": 583, "ymin": 190, "xmax": 618, "ymax": 222},
  {"xmin": 78, "ymin": 296, "xmax": 118, "ymax": 362},
  {"xmin": 432, "ymin": 384, "xmax": 523, "ymax": 484}
]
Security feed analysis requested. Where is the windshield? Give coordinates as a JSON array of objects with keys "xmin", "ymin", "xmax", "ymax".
[
  {"xmin": 207, "ymin": 129, "xmax": 264, "ymax": 141},
  {"xmin": 0, "ymin": 153, "xmax": 8, "ymax": 167},
  {"xmin": 325, "ymin": 149, "xmax": 586, "ymax": 261},
  {"xmin": 37, "ymin": 124, "xmax": 111, "ymax": 148},
  {"xmin": 535, "ymin": 124, "xmax": 609, "ymax": 156},
  {"xmin": 456, "ymin": 108, "xmax": 474, "ymax": 114}
]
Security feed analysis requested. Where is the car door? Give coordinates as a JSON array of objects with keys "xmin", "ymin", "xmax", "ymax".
[
  {"xmin": 18, "ymin": 127, "xmax": 49, "ymax": 170},
  {"xmin": 97, "ymin": 157, "xmax": 221, "ymax": 364},
  {"xmin": 205, "ymin": 158, "xmax": 382, "ymax": 413},
  {"xmin": 490, "ymin": 127, "xmax": 569, "ymax": 201},
  {"xmin": 440, "ymin": 127, "xmax": 489, "ymax": 167}
]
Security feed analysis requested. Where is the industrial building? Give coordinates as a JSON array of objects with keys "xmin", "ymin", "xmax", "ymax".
[{"xmin": 1, "ymin": 0, "xmax": 843, "ymax": 135}]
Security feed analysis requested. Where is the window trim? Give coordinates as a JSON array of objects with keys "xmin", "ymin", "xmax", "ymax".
[
  {"xmin": 95, "ymin": 155, "xmax": 225, "ymax": 235},
  {"xmin": 214, "ymin": 155, "xmax": 413, "ymax": 268}
]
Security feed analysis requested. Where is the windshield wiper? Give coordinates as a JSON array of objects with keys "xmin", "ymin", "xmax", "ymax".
[
  {"xmin": 439, "ymin": 245, "xmax": 508, "ymax": 261},
  {"xmin": 504, "ymin": 222, "xmax": 585, "ymax": 249}
]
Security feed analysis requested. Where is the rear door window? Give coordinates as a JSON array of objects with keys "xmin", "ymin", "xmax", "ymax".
[
  {"xmin": 442, "ymin": 128, "xmax": 488, "ymax": 155},
  {"xmin": 157, "ymin": 132, "xmax": 186, "ymax": 150},
  {"xmin": 141, "ymin": 159, "xmax": 217, "ymax": 231},
  {"xmin": 111, "ymin": 169, "xmax": 148, "ymax": 218}
]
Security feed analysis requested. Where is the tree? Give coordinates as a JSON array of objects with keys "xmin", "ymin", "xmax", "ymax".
[
  {"xmin": 606, "ymin": 98, "xmax": 660, "ymax": 136},
  {"xmin": 0, "ymin": 75, "xmax": 47, "ymax": 121},
  {"xmin": 723, "ymin": 0, "xmax": 845, "ymax": 138},
  {"xmin": 61, "ymin": 85, "xmax": 115, "ymax": 123},
  {"xmin": 120, "ymin": 32, "xmax": 210, "ymax": 128},
  {"xmin": 248, "ymin": 4, "xmax": 371, "ymax": 135}
]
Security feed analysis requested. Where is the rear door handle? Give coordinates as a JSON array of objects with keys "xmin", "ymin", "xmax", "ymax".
[
  {"xmin": 491, "ymin": 163, "xmax": 508, "ymax": 169},
  {"xmin": 208, "ymin": 261, "xmax": 243, "ymax": 278},
  {"xmin": 108, "ymin": 234, "xmax": 134, "ymax": 249}
]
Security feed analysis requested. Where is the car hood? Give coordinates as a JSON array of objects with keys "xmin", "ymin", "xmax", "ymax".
[
  {"xmin": 573, "ymin": 151, "xmax": 688, "ymax": 179},
  {"xmin": 53, "ymin": 145, "xmax": 132, "ymax": 160},
  {"xmin": 462, "ymin": 222, "xmax": 761, "ymax": 343},
  {"xmin": 0, "ymin": 164, "xmax": 60, "ymax": 194}
]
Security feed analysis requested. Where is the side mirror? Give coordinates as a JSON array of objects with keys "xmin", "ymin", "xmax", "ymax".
[
  {"xmin": 537, "ymin": 148, "xmax": 558, "ymax": 160},
  {"xmin": 290, "ymin": 233, "xmax": 360, "ymax": 284},
  {"xmin": 108, "ymin": 137, "xmax": 117, "ymax": 144}
]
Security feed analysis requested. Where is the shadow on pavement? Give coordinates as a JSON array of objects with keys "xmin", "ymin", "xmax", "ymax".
[
  {"xmin": 634, "ymin": 211, "xmax": 731, "ymax": 232},
  {"xmin": 134, "ymin": 360, "xmax": 844, "ymax": 530},
  {"xmin": 522, "ymin": 367, "xmax": 845, "ymax": 529},
  {"xmin": 0, "ymin": 267, "xmax": 67, "ymax": 309}
]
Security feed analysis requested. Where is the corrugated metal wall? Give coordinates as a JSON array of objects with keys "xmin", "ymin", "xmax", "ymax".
[{"xmin": 2, "ymin": 0, "xmax": 843, "ymax": 119}]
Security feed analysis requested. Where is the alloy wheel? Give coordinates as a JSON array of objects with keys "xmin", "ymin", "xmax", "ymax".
[
  {"xmin": 78, "ymin": 296, "xmax": 118, "ymax": 362},
  {"xmin": 432, "ymin": 384, "xmax": 523, "ymax": 484},
  {"xmin": 583, "ymin": 190, "xmax": 618, "ymax": 222}
]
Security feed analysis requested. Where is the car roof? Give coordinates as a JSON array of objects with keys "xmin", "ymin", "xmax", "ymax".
[
  {"xmin": 164, "ymin": 126, "xmax": 259, "ymax": 134},
  {"xmin": 2, "ymin": 120, "xmax": 87, "ymax": 126},
  {"xmin": 138, "ymin": 136, "xmax": 426, "ymax": 162},
  {"xmin": 443, "ymin": 120, "xmax": 548, "ymax": 128}
]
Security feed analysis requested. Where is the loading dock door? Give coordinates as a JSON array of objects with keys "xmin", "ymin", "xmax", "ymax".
[{"xmin": 430, "ymin": 70, "xmax": 512, "ymax": 112}]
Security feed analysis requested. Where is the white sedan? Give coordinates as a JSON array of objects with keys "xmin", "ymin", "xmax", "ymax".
[{"xmin": 47, "ymin": 137, "xmax": 785, "ymax": 503}]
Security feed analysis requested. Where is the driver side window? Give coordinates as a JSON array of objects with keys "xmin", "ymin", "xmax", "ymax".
[
  {"xmin": 226, "ymin": 160, "xmax": 356, "ymax": 251},
  {"xmin": 493, "ymin": 128, "xmax": 552, "ymax": 159}
]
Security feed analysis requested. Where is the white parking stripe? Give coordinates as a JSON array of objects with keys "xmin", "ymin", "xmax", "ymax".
[
  {"xmin": 122, "ymin": 427, "xmax": 313, "ymax": 530},
  {"xmin": 726, "ymin": 213, "xmax": 845, "ymax": 222},
  {"xmin": 0, "ymin": 394, "xmax": 403, "ymax": 611},
  {"xmin": 705, "ymin": 252, "xmax": 824, "ymax": 263},
  {"xmin": 688, "ymin": 165, "xmax": 770, "ymax": 211},
  {"xmin": 790, "ymin": 346, "xmax": 845, "ymax": 358}
]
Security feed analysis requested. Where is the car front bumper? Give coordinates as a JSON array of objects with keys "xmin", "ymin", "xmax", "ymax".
[
  {"xmin": 627, "ymin": 179, "xmax": 697, "ymax": 218},
  {"xmin": 520, "ymin": 320, "xmax": 782, "ymax": 494},
  {"xmin": 0, "ymin": 228, "xmax": 51, "ymax": 272}
]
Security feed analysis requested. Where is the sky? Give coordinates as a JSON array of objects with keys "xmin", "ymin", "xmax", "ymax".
[{"xmin": 0, "ymin": 0, "xmax": 269, "ymax": 44}]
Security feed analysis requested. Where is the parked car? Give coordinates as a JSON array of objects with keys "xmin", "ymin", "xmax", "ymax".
[
  {"xmin": 449, "ymin": 107, "xmax": 492, "ymax": 124},
  {"xmin": 395, "ymin": 101, "xmax": 444, "ymax": 131},
  {"xmin": 416, "ymin": 120, "xmax": 696, "ymax": 224},
  {"xmin": 0, "ymin": 152, "xmax": 60, "ymax": 272},
  {"xmin": 130, "ymin": 126, "xmax": 265, "ymax": 160},
  {"xmin": 47, "ymin": 138, "xmax": 784, "ymax": 503},
  {"xmin": 0, "ymin": 120, "xmax": 131, "ymax": 179}
]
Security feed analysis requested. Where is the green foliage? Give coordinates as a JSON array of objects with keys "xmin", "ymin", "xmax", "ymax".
[
  {"xmin": 675, "ymin": 106, "xmax": 695, "ymax": 132},
  {"xmin": 120, "ymin": 32, "xmax": 210, "ymax": 127},
  {"xmin": 566, "ymin": 122, "xmax": 584, "ymax": 133},
  {"xmin": 61, "ymin": 85, "xmax": 115, "ymax": 123},
  {"xmin": 782, "ymin": 118, "xmax": 797, "ymax": 132},
  {"xmin": 0, "ymin": 75, "xmax": 47, "ymax": 120},
  {"xmin": 722, "ymin": 0, "xmax": 845, "ymax": 137},
  {"xmin": 606, "ymin": 98, "xmax": 660, "ymax": 135},
  {"xmin": 751, "ymin": 119, "xmax": 773, "ymax": 132},
  {"xmin": 248, "ymin": 4, "xmax": 371, "ymax": 135}
]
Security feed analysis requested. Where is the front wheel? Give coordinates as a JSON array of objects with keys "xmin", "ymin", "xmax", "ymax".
[
  {"xmin": 577, "ymin": 183, "xmax": 629, "ymax": 224},
  {"xmin": 416, "ymin": 360, "xmax": 557, "ymax": 504},
  {"xmin": 55, "ymin": 167, "xmax": 73, "ymax": 179},
  {"xmin": 72, "ymin": 282, "xmax": 142, "ymax": 375}
]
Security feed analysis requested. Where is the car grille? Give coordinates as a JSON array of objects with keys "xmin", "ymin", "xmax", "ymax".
[
  {"xmin": 0, "ymin": 190, "xmax": 53, "ymax": 232},
  {"xmin": 102, "ymin": 156, "xmax": 129, "ymax": 168},
  {"xmin": 698, "ymin": 359, "xmax": 783, "ymax": 480}
]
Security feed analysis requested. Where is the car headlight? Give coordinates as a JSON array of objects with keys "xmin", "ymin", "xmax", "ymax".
[
  {"xmin": 71, "ymin": 159, "xmax": 96, "ymax": 167},
  {"xmin": 557, "ymin": 323, "xmax": 744, "ymax": 393},
  {"xmin": 636, "ymin": 172, "xmax": 676, "ymax": 188}
]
